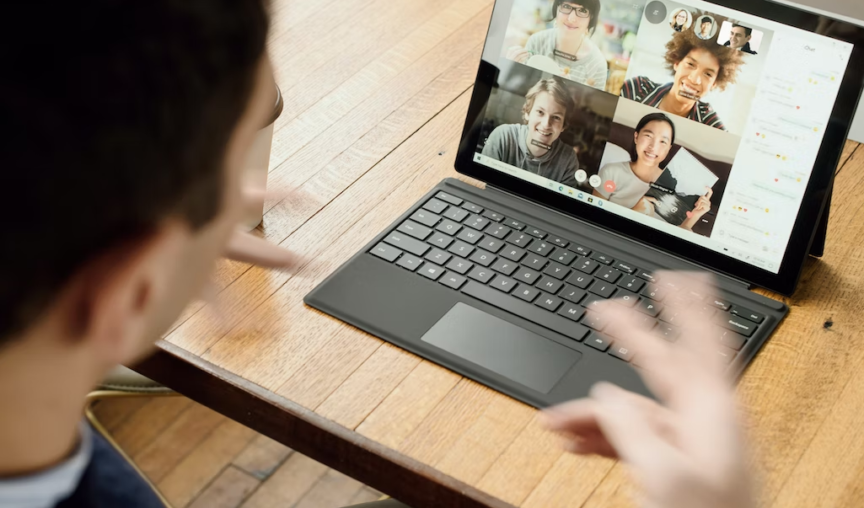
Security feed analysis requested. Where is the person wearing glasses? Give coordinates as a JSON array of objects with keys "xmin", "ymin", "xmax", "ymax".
[
  {"xmin": 670, "ymin": 8, "xmax": 692, "ymax": 32},
  {"xmin": 505, "ymin": 0, "xmax": 608, "ymax": 91}
]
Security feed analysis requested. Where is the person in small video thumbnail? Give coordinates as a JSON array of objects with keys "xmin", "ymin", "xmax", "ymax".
[
  {"xmin": 696, "ymin": 16, "xmax": 715, "ymax": 40},
  {"xmin": 506, "ymin": 0, "xmax": 608, "ymax": 91},
  {"xmin": 670, "ymin": 8, "xmax": 692, "ymax": 33},
  {"xmin": 482, "ymin": 77, "xmax": 580, "ymax": 186},
  {"xmin": 621, "ymin": 27, "xmax": 743, "ymax": 131},
  {"xmin": 724, "ymin": 24, "xmax": 758, "ymax": 54}
]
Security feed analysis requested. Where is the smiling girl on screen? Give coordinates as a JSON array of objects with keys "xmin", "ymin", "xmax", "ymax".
[
  {"xmin": 482, "ymin": 78, "xmax": 579, "ymax": 187},
  {"xmin": 506, "ymin": 0, "xmax": 608, "ymax": 91},
  {"xmin": 594, "ymin": 113, "xmax": 711, "ymax": 231},
  {"xmin": 621, "ymin": 22, "xmax": 744, "ymax": 131}
]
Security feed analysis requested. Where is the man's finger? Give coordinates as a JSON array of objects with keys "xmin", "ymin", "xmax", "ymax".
[{"xmin": 225, "ymin": 230, "xmax": 306, "ymax": 271}]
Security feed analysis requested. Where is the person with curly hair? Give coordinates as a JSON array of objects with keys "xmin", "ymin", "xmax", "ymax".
[{"xmin": 621, "ymin": 22, "xmax": 744, "ymax": 131}]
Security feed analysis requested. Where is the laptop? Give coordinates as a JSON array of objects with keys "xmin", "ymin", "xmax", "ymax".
[{"xmin": 306, "ymin": 0, "xmax": 864, "ymax": 407}]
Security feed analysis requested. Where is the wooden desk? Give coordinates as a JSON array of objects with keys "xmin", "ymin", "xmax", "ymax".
[{"xmin": 137, "ymin": 1, "xmax": 864, "ymax": 506}]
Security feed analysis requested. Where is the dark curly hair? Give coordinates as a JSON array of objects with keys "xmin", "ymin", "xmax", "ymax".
[{"xmin": 664, "ymin": 13, "xmax": 744, "ymax": 91}]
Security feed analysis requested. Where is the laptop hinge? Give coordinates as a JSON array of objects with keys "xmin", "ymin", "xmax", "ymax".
[{"xmin": 484, "ymin": 183, "xmax": 754, "ymax": 292}]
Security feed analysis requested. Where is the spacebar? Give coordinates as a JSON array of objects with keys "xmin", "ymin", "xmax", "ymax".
[{"xmin": 462, "ymin": 282, "xmax": 589, "ymax": 342}]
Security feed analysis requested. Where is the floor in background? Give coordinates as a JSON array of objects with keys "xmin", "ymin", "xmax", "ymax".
[{"xmin": 92, "ymin": 396, "xmax": 384, "ymax": 508}]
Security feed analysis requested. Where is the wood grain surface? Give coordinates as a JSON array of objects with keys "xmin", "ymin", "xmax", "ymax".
[{"xmin": 137, "ymin": 1, "xmax": 864, "ymax": 506}]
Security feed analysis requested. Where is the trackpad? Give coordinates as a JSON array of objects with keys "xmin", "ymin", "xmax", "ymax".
[{"xmin": 421, "ymin": 303, "xmax": 580, "ymax": 394}]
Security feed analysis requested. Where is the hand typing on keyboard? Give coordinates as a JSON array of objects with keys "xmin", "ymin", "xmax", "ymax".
[{"xmin": 541, "ymin": 272, "xmax": 755, "ymax": 508}]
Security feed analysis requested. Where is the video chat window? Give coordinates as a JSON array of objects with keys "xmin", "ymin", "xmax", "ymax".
[{"xmin": 480, "ymin": 0, "xmax": 775, "ymax": 238}]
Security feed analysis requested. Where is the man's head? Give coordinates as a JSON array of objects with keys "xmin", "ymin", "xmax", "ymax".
[
  {"xmin": 1, "ymin": 1, "xmax": 270, "ymax": 372},
  {"xmin": 665, "ymin": 26, "xmax": 744, "ymax": 101},
  {"xmin": 729, "ymin": 24, "xmax": 753, "ymax": 49},
  {"xmin": 700, "ymin": 17, "xmax": 713, "ymax": 36},
  {"xmin": 552, "ymin": 0, "xmax": 601, "ymax": 37},
  {"xmin": 522, "ymin": 78, "xmax": 575, "ymax": 151}
]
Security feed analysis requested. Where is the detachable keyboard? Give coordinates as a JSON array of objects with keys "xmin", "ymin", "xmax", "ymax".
[
  {"xmin": 306, "ymin": 179, "xmax": 787, "ymax": 407},
  {"xmin": 369, "ymin": 190, "xmax": 764, "ymax": 367}
]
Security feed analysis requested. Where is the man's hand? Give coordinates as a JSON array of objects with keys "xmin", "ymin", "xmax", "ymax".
[{"xmin": 542, "ymin": 272, "xmax": 755, "ymax": 508}]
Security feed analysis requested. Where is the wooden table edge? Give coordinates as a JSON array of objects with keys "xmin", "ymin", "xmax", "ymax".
[{"xmin": 134, "ymin": 340, "xmax": 517, "ymax": 508}]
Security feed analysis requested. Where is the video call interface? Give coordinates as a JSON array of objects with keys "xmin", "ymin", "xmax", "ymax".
[{"xmin": 474, "ymin": 0, "xmax": 853, "ymax": 273}]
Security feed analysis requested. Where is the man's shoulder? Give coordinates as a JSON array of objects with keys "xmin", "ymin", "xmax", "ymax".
[{"xmin": 622, "ymin": 76, "xmax": 658, "ymax": 99}]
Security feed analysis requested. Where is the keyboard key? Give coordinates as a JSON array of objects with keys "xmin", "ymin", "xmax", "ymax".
[
  {"xmin": 618, "ymin": 276, "xmax": 645, "ymax": 293},
  {"xmin": 491, "ymin": 258, "xmax": 519, "ymax": 276},
  {"xmin": 506, "ymin": 232, "xmax": 533, "ymax": 247},
  {"xmin": 638, "ymin": 301, "xmax": 662, "ymax": 317},
  {"xmin": 447, "ymin": 241, "xmax": 475, "ymax": 258},
  {"xmin": 410, "ymin": 209, "xmax": 440, "ymax": 228},
  {"xmin": 581, "ymin": 294, "xmax": 607, "ymax": 311},
  {"xmin": 560, "ymin": 285, "xmax": 586, "ymax": 304},
  {"xmin": 370, "ymin": 242, "xmax": 402, "ymax": 262},
  {"xmin": 445, "ymin": 256, "xmax": 473, "ymax": 275},
  {"xmin": 581, "ymin": 312, "xmax": 609, "ymax": 332},
  {"xmin": 443, "ymin": 207, "xmax": 469, "ymax": 223},
  {"xmin": 534, "ymin": 293, "xmax": 564, "ymax": 312},
  {"xmin": 384, "ymin": 232, "xmax": 429, "ymax": 256},
  {"xmin": 397, "ymin": 220, "xmax": 432, "ymax": 240},
  {"xmin": 566, "ymin": 272, "xmax": 593, "ymax": 289},
  {"xmin": 482, "ymin": 210, "xmax": 504, "ymax": 222},
  {"xmin": 543, "ymin": 261, "xmax": 570, "ymax": 280},
  {"xmin": 589, "ymin": 280, "xmax": 617, "ymax": 299},
  {"xmin": 717, "ymin": 328, "xmax": 746, "ymax": 351},
  {"xmin": 504, "ymin": 218, "xmax": 525, "ymax": 230},
  {"xmin": 490, "ymin": 276, "xmax": 517, "ymax": 293},
  {"xmin": 656, "ymin": 323, "xmax": 679, "ymax": 342},
  {"xmin": 709, "ymin": 298, "xmax": 732, "ymax": 311},
  {"xmin": 551, "ymin": 248, "xmax": 577, "ymax": 266},
  {"xmin": 469, "ymin": 249, "xmax": 496, "ymax": 267},
  {"xmin": 514, "ymin": 267, "xmax": 541, "ymax": 285},
  {"xmin": 610, "ymin": 345, "xmax": 635, "ymax": 362},
  {"xmin": 549, "ymin": 236, "xmax": 570, "ymax": 248},
  {"xmin": 423, "ymin": 198, "xmax": 449, "ymax": 214},
  {"xmin": 641, "ymin": 286, "xmax": 665, "ymax": 302},
  {"xmin": 636, "ymin": 270, "xmax": 657, "ymax": 283},
  {"xmin": 461, "ymin": 282, "xmax": 589, "ymax": 341},
  {"xmin": 596, "ymin": 266, "xmax": 622, "ymax": 283},
  {"xmin": 614, "ymin": 290, "xmax": 639, "ymax": 307},
  {"xmin": 456, "ymin": 228, "xmax": 482, "ymax": 245},
  {"xmin": 591, "ymin": 252, "xmax": 614, "ymax": 265},
  {"xmin": 439, "ymin": 272, "xmax": 467, "ymax": 290},
  {"xmin": 484, "ymin": 223, "xmax": 511, "ymax": 239},
  {"xmin": 525, "ymin": 227, "xmax": 547, "ymax": 239},
  {"xmin": 461, "ymin": 202, "xmax": 483, "ymax": 214},
  {"xmin": 435, "ymin": 192, "xmax": 463, "ymax": 206},
  {"xmin": 424, "ymin": 248, "xmax": 451, "ymax": 265},
  {"xmin": 528, "ymin": 240, "xmax": 554, "ymax": 256},
  {"xmin": 613, "ymin": 261, "xmax": 637, "ymax": 274},
  {"xmin": 467, "ymin": 266, "xmax": 495, "ymax": 284},
  {"xmin": 396, "ymin": 253, "xmax": 423, "ymax": 271},
  {"xmin": 418, "ymin": 263, "xmax": 444, "ymax": 281},
  {"xmin": 695, "ymin": 305, "xmax": 716, "ymax": 319},
  {"xmin": 478, "ymin": 237, "xmax": 505, "ymax": 253},
  {"xmin": 512, "ymin": 284, "xmax": 541, "ymax": 303},
  {"xmin": 501, "ymin": 246, "xmax": 526, "ymax": 262},
  {"xmin": 557, "ymin": 303, "xmax": 585, "ymax": 322},
  {"xmin": 521, "ymin": 253, "xmax": 548, "ymax": 270},
  {"xmin": 720, "ymin": 315, "xmax": 756, "ymax": 337},
  {"xmin": 465, "ymin": 215, "xmax": 490, "ymax": 231},
  {"xmin": 426, "ymin": 232, "xmax": 453, "ymax": 249},
  {"xmin": 730, "ymin": 305, "xmax": 765, "ymax": 324},
  {"xmin": 584, "ymin": 333, "xmax": 611, "ymax": 352},
  {"xmin": 535, "ymin": 276, "xmax": 564, "ymax": 294},
  {"xmin": 575, "ymin": 258, "xmax": 599, "ymax": 275},
  {"xmin": 436, "ymin": 219, "xmax": 462, "ymax": 236},
  {"xmin": 570, "ymin": 244, "xmax": 591, "ymax": 257}
]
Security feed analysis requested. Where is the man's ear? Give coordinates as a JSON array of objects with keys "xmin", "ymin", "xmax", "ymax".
[{"xmin": 65, "ymin": 222, "xmax": 187, "ymax": 365}]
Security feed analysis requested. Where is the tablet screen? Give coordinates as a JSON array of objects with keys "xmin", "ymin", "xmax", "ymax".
[{"xmin": 473, "ymin": 0, "xmax": 854, "ymax": 273}]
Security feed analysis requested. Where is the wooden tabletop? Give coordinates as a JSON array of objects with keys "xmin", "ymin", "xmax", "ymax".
[{"xmin": 137, "ymin": 1, "xmax": 864, "ymax": 507}]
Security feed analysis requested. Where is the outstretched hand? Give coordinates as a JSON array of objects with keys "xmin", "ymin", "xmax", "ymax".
[{"xmin": 542, "ymin": 271, "xmax": 755, "ymax": 508}]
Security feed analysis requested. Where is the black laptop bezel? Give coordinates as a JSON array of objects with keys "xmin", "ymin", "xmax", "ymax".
[{"xmin": 454, "ymin": 0, "xmax": 864, "ymax": 296}]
